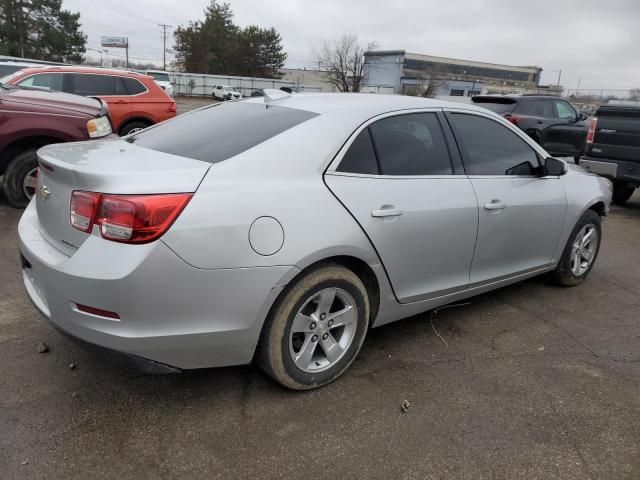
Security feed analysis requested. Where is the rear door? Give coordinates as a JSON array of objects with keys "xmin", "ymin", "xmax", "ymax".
[
  {"xmin": 325, "ymin": 111, "xmax": 478, "ymax": 303},
  {"xmin": 67, "ymin": 73, "xmax": 131, "ymax": 131},
  {"xmin": 446, "ymin": 110, "xmax": 566, "ymax": 283}
]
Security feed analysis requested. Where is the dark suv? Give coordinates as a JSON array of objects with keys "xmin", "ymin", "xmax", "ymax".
[
  {"xmin": 472, "ymin": 95, "xmax": 589, "ymax": 159},
  {"xmin": 0, "ymin": 83, "xmax": 113, "ymax": 207}
]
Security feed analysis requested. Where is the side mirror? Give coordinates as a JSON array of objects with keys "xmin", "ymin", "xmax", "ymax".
[
  {"xmin": 544, "ymin": 157, "xmax": 568, "ymax": 176},
  {"xmin": 579, "ymin": 112, "xmax": 588, "ymax": 121}
]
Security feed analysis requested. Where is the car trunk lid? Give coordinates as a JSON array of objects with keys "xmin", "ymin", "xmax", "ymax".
[{"xmin": 35, "ymin": 139, "xmax": 211, "ymax": 255}]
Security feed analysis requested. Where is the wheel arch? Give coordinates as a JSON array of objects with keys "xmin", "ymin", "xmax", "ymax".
[
  {"xmin": 0, "ymin": 135, "xmax": 63, "ymax": 174},
  {"xmin": 118, "ymin": 116, "xmax": 154, "ymax": 135},
  {"xmin": 588, "ymin": 200, "xmax": 606, "ymax": 217}
]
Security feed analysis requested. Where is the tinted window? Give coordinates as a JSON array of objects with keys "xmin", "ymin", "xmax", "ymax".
[
  {"xmin": 18, "ymin": 73, "xmax": 64, "ymax": 91},
  {"xmin": 369, "ymin": 113, "xmax": 452, "ymax": 175},
  {"xmin": 555, "ymin": 100, "xmax": 577, "ymax": 120},
  {"xmin": 448, "ymin": 114, "xmax": 539, "ymax": 176},
  {"xmin": 338, "ymin": 129, "xmax": 379, "ymax": 174},
  {"xmin": 70, "ymin": 74, "xmax": 116, "ymax": 96},
  {"xmin": 123, "ymin": 77, "xmax": 146, "ymax": 95},
  {"xmin": 472, "ymin": 99, "xmax": 517, "ymax": 114},
  {"xmin": 129, "ymin": 102, "xmax": 318, "ymax": 163},
  {"xmin": 532, "ymin": 100, "xmax": 554, "ymax": 117}
]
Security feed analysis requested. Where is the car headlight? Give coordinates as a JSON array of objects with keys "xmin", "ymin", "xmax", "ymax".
[{"xmin": 87, "ymin": 116, "xmax": 112, "ymax": 138}]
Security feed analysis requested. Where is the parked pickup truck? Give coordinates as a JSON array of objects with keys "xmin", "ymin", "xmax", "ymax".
[
  {"xmin": 580, "ymin": 105, "xmax": 640, "ymax": 204},
  {"xmin": 0, "ymin": 83, "xmax": 113, "ymax": 207}
]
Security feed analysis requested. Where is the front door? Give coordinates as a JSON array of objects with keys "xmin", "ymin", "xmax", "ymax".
[
  {"xmin": 446, "ymin": 111, "xmax": 566, "ymax": 284},
  {"xmin": 544, "ymin": 99, "xmax": 587, "ymax": 156},
  {"xmin": 325, "ymin": 112, "xmax": 478, "ymax": 303}
]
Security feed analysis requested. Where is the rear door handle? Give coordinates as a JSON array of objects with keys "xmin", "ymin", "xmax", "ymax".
[
  {"xmin": 484, "ymin": 200, "xmax": 506, "ymax": 211},
  {"xmin": 371, "ymin": 206, "xmax": 403, "ymax": 218}
]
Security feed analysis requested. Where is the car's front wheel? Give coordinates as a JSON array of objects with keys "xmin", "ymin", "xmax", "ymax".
[
  {"xmin": 3, "ymin": 148, "xmax": 39, "ymax": 208},
  {"xmin": 258, "ymin": 263, "xmax": 370, "ymax": 390},
  {"xmin": 551, "ymin": 209, "xmax": 601, "ymax": 286}
]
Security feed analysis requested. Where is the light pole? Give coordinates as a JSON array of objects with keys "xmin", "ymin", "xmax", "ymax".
[
  {"xmin": 554, "ymin": 69, "xmax": 562, "ymax": 94},
  {"xmin": 86, "ymin": 47, "xmax": 106, "ymax": 67}
]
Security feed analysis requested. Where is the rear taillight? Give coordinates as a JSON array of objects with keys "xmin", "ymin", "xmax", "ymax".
[
  {"xmin": 504, "ymin": 114, "xmax": 523, "ymax": 125},
  {"xmin": 70, "ymin": 191, "xmax": 100, "ymax": 233},
  {"xmin": 70, "ymin": 191, "xmax": 192, "ymax": 243},
  {"xmin": 587, "ymin": 117, "xmax": 598, "ymax": 143}
]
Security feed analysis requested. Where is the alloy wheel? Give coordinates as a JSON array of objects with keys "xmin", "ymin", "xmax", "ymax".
[
  {"xmin": 23, "ymin": 167, "xmax": 38, "ymax": 200},
  {"xmin": 570, "ymin": 223, "xmax": 599, "ymax": 276}
]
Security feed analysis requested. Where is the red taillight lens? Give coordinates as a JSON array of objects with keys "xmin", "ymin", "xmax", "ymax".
[
  {"xmin": 70, "ymin": 191, "xmax": 100, "ymax": 233},
  {"xmin": 70, "ymin": 191, "xmax": 192, "ymax": 243},
  {"xmin": 587, "ymin": 117, "xmax": 598, "ymax": 143},
  {"xmin": 504, "ymin": 114, "xmax": 523, "ymax": 125}
]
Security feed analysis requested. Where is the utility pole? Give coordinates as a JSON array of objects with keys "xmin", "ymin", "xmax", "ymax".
[
  {"xmin": 556, "ymin": 69, "xmax": 562, "ymax": 93},
  {"xmin": 158, "ymin": 24, "xmax": 172, "ymax": 71}
]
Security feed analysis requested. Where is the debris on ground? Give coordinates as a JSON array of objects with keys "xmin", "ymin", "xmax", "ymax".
[
  {"xmin": 36, "ymin": 342, "xmax": 49, "ymax": 353},
  {"xmin": 401, "ymin": 399, "xmax": 410, "ymax": 413},
  {"xmin": 69, "ymin": 363, "xmax": 76, "ymax": 370},
  {"xmin": 21, "ymin": 461, "xmax": 29, "ymax": 465},
  {"xmin": 538, "ymin": 346, "xmax": 545, "ymax": 351}
]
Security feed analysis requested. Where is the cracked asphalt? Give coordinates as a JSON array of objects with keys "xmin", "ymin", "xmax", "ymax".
[{"xmin": 1, "ymin": 191, "xmax": 640, "ymax": 479}]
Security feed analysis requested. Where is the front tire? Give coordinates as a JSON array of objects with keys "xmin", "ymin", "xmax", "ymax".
[
  {"xmin": 612, "ymin": 182, "xmax": 635, "ymax": 205},
  {"xmin": 2, "ymin": 148, "xmax": 39, "ymax": 208},
  {"xmin": 551, "ymin": 210, "xmax": 601, "ymax": 287},
  {"xmin": 258, "ymin": 264, "xmax": 370, "ymax": 390},
  {"xmin": 119, "ymin": 121, "xmax": 151, "ymax": 136}
]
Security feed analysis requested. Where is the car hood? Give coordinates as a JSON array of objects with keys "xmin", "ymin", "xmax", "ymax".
[{"xmin": 1, "ymin": 87, "xmax": 102, "ymax": 116}]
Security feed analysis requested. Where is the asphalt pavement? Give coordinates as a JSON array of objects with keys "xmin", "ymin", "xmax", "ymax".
[{"xmin": 1, "ymin": 191, "xmax": 639, "ymax": 480}]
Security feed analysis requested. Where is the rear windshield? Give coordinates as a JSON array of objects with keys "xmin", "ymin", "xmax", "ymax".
[
  {"xmin": 129, "ymin": 101, "xmax": 318, "ymax": 163},
  {"xmin": 472, "ymin": 98, "xmax": 517, "ymax": 114}
]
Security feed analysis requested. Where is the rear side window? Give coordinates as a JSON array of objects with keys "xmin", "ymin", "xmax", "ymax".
[
  {"xmin": 129, "ymin": 102, "xmax": 318, "ymax": 163},
  {"xmin": 18, "ymin": 73, "xmax": 64, "ymax": 91},
  {"xmin": 448, "ymin": 113, "xmax": 539, "ymax": 176},
  {"xmin": 472, "ymin": 99, "xmax": 517, "ymax": 115},
  {"xmin": 123, "ymin": 77, "xmax": 146, "ymax": 95},
  {"xmin": 338, "ymin": 129, "xmax": 379, "ymax": 174},
  {"xmin": 531, "ymin": 100, "xmax": 554, "ymax": 117},
  {"xmin": 369, "ymin": 113, "xmax": 452, "ymax": 175},
  {"xmin": 70, "ymin": 74, "xmax": 116, "ymax": 96}
]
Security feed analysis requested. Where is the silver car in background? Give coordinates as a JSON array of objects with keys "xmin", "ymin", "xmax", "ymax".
[{"xmin": 19, "ymin": 91, "xmax": 612, "ymax": 389}]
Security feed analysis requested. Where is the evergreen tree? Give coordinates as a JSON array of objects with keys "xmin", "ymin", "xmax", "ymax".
[{"xmin": 0, "ymin": 0, "xmax": 86, "ymax": 62}]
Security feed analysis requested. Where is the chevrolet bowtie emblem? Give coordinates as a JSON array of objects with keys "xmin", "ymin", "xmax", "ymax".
[{"xmin": 39, "ymin": 184, "xmax": 51, "ymax": 201}]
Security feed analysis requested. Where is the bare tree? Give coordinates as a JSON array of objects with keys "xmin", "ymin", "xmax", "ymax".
[
  {"xmin": 629, "ymin": 88, "xmax": 640, "ymax": 101},
  {"xmin": 312, "ymin": 34, "xmax": 375, "ymax": 92},
  {"xmin": 403, "ymin": 64, "xmax": 448, "ymax": 97}
]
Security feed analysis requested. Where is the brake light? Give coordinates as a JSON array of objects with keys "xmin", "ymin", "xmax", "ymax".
[
  {"xmin": 70, "ymin": 191, "xmax": 100, "ymax": 233},
  {"xmin": 69, "ymin": 191, "xmax": 192, "ymax": 243},
  {"xmin": 504, "ymin": 114, "xmax": 523, "ymax": 125},
  {"xmin": 587, "ymin": 117, "xmax": 598, "ymax": 143}
]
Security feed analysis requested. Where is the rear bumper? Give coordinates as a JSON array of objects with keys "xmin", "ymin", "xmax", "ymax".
[
  {"xmin": 580, "ymin": 156, "xmax": 640, "ymax": 185},
  {"xmin": 18, "ymin": 200, "xmax": 297, "ymax": 370}
]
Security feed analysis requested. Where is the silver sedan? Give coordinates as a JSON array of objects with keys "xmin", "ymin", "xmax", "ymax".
[{"xmin": 19, "ymin": 91, "xmax": 612, "ymax": 389}]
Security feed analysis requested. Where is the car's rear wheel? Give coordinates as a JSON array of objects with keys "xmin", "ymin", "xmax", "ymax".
[
  {"xmin": 120, "ymin": 121, "xmax": 151, "ymax": 136},
  {"xmin": 612, "ymin": 182, "xmax": 635, "ymax": 205},
  {"xmin": 258, "ymin": 263, "xmax": 370, "ymax": 390},
  {"xmin": 3, "ymin": 148, "xmax": 38, "ymax": 208},
  {"xmin": 551, "ymin": 210, "xmax": 601, "ymax": 286}
]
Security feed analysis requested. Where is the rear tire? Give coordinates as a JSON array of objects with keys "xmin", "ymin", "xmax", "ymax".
[
  {"xmin": 550, "ymin": 210, "xmax": 601, "ymax": 287},
  {"xmin": 258, "ymin": 263, "xmax": 370, "ymax": 390},
  {"xmin": 2, "ymin": 148, "xmax": 39, "ymax": 208},
  {"xmin": 611, "ymin": 182, "xmax": 635, "ymax": 205},
  {"xmin": 119, "ymin": 121, "xmax": 151, "ymax": 136}
]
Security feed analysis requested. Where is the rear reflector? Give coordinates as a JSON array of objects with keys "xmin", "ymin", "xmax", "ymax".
[
  {"xmin": 587, "ymin": 117, "xmax": 598, "ymax": 143},
  {"xmin": 70, "ymin": 191, "xmax": 193, "ymax": 244},
  {"xmin": 76, "ymin": 303, "xmax": 120, "ymax": 319}
]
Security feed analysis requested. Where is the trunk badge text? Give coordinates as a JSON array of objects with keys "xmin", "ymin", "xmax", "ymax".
[{"xmin": 39, "ymin": 184, "xmax": 51, "ymax": 201}]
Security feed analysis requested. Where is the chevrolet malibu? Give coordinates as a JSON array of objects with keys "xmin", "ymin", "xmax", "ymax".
[{"xmin": 19, "ymin": 91, "xmax": 612, "ymax": 390}]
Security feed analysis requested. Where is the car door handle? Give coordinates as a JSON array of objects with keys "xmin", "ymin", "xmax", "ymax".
[
  {"xmin": 484, "ymin": 200, "xmax": 506, "ymax": 211},
  {"xmin": 371, "ymin": 206, "xmax": 403, "ymax": 218}
]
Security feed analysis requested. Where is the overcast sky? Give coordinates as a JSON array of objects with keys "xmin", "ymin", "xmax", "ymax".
[{"xmin": 63, "ymin": 0, "xmax": 640, "ymax": 92}]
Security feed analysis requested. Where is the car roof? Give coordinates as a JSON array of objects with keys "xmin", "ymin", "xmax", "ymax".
[
  {"xmin": 243, "ymin": 92, "xmax": 492, "ymax": 116},
  {"xmin": 12, "ymin": 66, "xmax": 148, "ymax": 78}
]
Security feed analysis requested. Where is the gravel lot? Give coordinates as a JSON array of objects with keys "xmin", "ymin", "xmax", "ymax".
[{"xmin": 1, "ymin": 170, "xmax": 640, "ymax": 478}]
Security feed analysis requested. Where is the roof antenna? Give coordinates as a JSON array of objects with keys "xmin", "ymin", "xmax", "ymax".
[{"xmin": 263, "ymin": 89, "xmax": 291, "ymax": 103}]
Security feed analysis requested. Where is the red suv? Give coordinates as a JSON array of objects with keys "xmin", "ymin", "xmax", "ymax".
[
  {"xmin": 3, "ymin": 67, "xmax": 177, "ymax": 136},
  {"xmin": 0, "ymin": 83, "xmax": 113, "ymax": 207}
]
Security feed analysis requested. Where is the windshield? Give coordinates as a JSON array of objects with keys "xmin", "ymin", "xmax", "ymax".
[{"xmin": 149, "ymin": 72, "xmax": 170, "ymax": 82}]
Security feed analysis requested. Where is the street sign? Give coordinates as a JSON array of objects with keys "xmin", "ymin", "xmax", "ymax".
[{"xmin": 100, "ymin": 36, "xmax": 128, "ymax": 48}]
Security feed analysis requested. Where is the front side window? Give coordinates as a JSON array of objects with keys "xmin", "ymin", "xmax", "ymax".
[
  {"xmin": 18, "ymin": 73, "xmax": 64, "ymax": 91},
  {"xmin": 70, "ymin": 74, "xmax": 116, "ymax": 96},
  {"xmin": 448, "ymin": 113, "xmax": 539, "ymax": 176},
  {"xmin": 554, "ymin": 101, "xmax": 577, "ymax": 120},
  {"xmin": 369, "ymin": 113, "xmax": 452, "ymax": 175}
]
